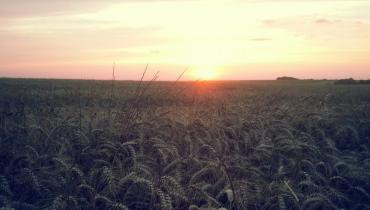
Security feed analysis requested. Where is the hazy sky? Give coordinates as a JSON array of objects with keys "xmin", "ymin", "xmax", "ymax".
[{"xmin": 0, "ymin": 0, "xmax": 369, "ymax": 80}]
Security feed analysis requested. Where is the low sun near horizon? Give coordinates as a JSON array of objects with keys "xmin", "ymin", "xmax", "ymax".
[{"xmin": 0, "ymin": 0, "xmax": 369, "ymax": 80}]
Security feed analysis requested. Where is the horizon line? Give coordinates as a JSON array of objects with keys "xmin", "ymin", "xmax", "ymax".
[{"xmin": 1, "ymin": 76, "xmax": 367, "ymax": 82}]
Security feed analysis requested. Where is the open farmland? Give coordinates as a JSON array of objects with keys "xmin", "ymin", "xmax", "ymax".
[{"xmin": 0, "ymin": 78, "xmax": 370, "ymax": 210}]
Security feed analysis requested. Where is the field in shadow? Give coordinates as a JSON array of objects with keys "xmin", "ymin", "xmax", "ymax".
[{"xmin": 0, "ymin": 78, "xmax": 370, "ymax": 210}]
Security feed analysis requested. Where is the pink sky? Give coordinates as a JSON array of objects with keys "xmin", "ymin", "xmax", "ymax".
[{"xmin": 0, "ymin": 0, "xmax": 369, "ymax": 80}]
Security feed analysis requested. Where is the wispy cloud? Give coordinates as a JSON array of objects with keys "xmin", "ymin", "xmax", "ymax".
[
  {"xmin": 261, "ymin": 19, "xmax": 278, "ymax": 26},
  {"xmin": 250, "ymin": 38, "xmax": 272, "ymax": 42},
  {"xmin": 0, "ymin": 0, "xmax": 193, "ymax": 19},
  {"xmin": 315, "ymin": 18, "xmax": 331, "ymax": 24}
]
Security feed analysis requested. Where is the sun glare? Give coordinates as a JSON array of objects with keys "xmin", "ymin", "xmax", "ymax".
[
  {"xmin": 192, "ymin": 64, "xmax": 220, "ymax": 80},
  {"xmin": 186, "ymin": 46, "xmax": 226, "ymax": 80}
]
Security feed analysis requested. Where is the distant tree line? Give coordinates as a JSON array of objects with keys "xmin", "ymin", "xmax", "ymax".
[
  {"xmin": 334, "ymin": 78, "xmax": 370, "ymax": 85},
  {"xmin": 275, "ymin": 77, "xmax": 370, "ymax": 84},
  {"xmin": 276, "ymin": 76, "xmax": 299, "ymax": 80}
]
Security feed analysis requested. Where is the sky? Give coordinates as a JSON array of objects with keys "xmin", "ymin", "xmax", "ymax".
[{"xmin": 0, "ymin": 0, "xmax": 369, "ymax": 80}]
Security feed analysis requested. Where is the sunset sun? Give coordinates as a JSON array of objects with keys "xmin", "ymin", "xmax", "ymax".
[
  {"xmin": 198, "ymin": 69, "xmax": 216, "ymax": 80},
  {"xmin": 192, "ymin": 64, "xmax": 221, "ymax": 80},
  {"xmin": 186, "ymin": 46, "xmax": 226, "ymax": 80}
]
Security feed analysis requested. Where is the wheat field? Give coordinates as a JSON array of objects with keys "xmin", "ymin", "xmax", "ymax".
[{"xmin": 0, "ymin": 78, "xmax": 369, "ymax": 210}]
